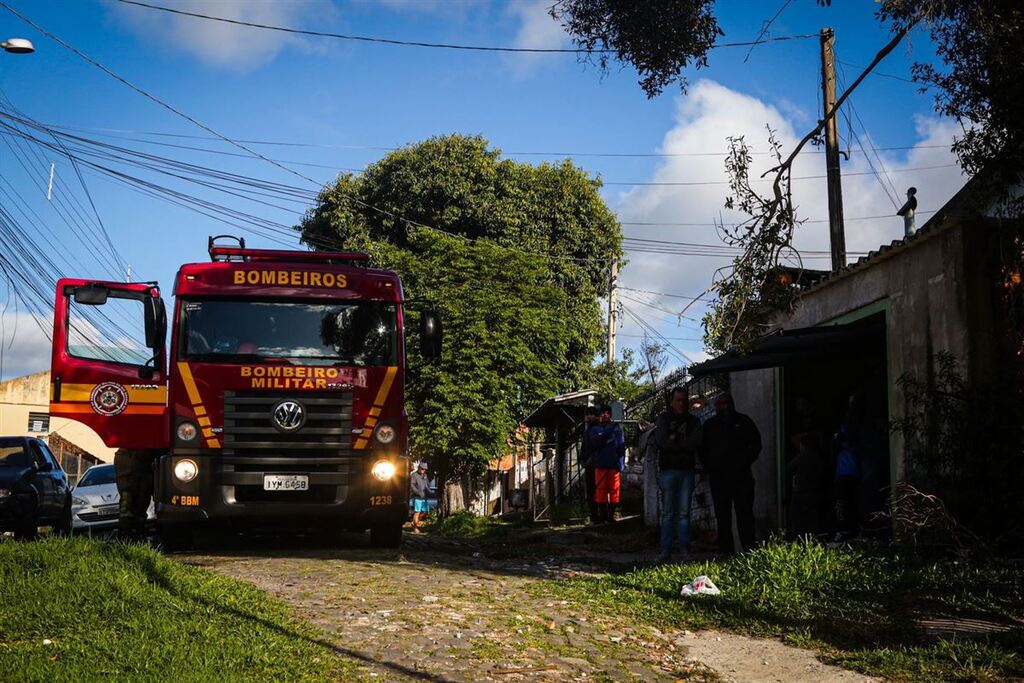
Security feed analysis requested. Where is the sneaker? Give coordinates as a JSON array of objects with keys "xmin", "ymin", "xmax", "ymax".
[{"xmin": 655, "ymin": 551, "xmax": 672, "ymax": 564}]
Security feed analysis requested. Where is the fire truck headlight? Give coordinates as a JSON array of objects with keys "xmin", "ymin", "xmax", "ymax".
[
  {"xmin": 374, "ymin": 423, "xmax": 396, "ymax": 445},
  {"xmin": 176, "ymin": 422, "xmax": 198, "ymax": 442},
  {"xmin": 173, "ymin": 458, "xmax": 199, "ymax": 483},
  {"xmin": 371, "ymin": 460, "xmax": 396, "ymax": 481}
]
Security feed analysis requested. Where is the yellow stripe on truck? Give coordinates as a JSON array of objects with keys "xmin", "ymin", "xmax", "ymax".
[
  {"xmin": 354, "ymin": 366, "xmax": 398, "ymax": 450},
  {"xmin": 176, "ymin": 362, "xmax": 203, "ymax": 407},
  {"xmin": 54, "ymin": 403, "xmax": 166, "ymax": 415},
  {"xmin": 176, "ymin": 362, "xmax": 220, "ymax": 449},
  {"xmin": 52, "ymin": 383, "xmax": 167, "ymax": 404}
]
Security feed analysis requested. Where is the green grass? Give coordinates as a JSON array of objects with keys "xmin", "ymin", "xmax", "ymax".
[
  {"xmin": 550, "ymin": 540, "xmax": 1024, "ymax": 682},
  {"xmin": 425, "ymin": 510, "xmax": 513, "ymax": 539},
  {"xmin": 0, "ymin": 537, "xmax": 364, "ymax": 682}
]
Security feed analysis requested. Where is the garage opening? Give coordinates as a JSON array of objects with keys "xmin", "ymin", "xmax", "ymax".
[{"xmin": 694, "ymin": 312, "xmax": 890, "ymax": 540}]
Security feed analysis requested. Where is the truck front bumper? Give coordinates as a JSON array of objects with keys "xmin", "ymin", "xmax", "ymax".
[{"xmin": 155, "ymin": 453, "xmax": 409, "ymax": 530}]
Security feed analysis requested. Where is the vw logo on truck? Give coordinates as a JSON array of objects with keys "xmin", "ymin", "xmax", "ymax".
[{"xmin": 272, "ymin": 400, "xmax": 306, "ymax": 432}]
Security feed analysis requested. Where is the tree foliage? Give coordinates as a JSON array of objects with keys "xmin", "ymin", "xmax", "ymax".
[
  {"xmin": 703, "ymin": 130, "xmax": 802, "ymax": 353},
  {"xmin": 585, "ymin": 346, "xmax": 648, "ymax": 407},
  {"xmin": 550, "ymin": 0, "xmax": 721, "ymax": 98},
  {"xmin": 881, "ymin": 1, "xmax": 1024, "ymax": 192},
  {"xmin": 391, "ymin": 233, "xmax": 572, "ymax": 484},
  {"xmin": 297, "ymin": 134, "xmax": 623, "ymax": 486}
]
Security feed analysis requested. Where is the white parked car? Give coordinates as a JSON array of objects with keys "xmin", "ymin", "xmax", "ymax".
[{"xmin": 71, "ymin": 463, "xmax": 155, "ymax": 532}]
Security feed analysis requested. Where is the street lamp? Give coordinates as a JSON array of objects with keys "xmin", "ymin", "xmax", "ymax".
[{"xmin": 1, "ymin": 38, "xmax": 34, "ymax": 55}]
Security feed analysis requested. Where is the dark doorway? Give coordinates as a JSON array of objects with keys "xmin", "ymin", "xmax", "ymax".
[{"xmin": 780, "ymin": 312, "xmax": 890, "ymax": 540}]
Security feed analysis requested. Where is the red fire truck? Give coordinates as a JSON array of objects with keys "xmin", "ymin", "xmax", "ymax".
[{"xmin": 49, "ymin": 238, "xmax": 441, "ymax": 548}]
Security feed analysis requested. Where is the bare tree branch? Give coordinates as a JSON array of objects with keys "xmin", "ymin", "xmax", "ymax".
[{"xmin": 704, "ymin": 16, "xmax": 923, "ymax": 352}]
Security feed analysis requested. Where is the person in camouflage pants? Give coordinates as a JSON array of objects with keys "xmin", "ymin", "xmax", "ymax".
[{"xmin": 113, "ymin": 449, "xmax": 156, "ymax": 541}]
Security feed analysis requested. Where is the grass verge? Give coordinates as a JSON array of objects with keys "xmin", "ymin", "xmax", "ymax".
[
  {"xmin": 549, "ymin": 540, "xmax": 1024, "ymax": 682},
  {"xmin": 426, "ymin": 509, "xmax": 507, "ymax": 539},
  {"xmin": 0, "ymin": 536, "xmax": 363, "ymax": 682}
]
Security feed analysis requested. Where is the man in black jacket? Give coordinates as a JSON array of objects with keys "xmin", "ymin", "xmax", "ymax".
[
  {"xmin": 653, "ymin": 387, "xmax": 702, "ymax": 562},
  {"xmin": 701, "ymin": 393, "xmax": 762, "ymax": 555}
]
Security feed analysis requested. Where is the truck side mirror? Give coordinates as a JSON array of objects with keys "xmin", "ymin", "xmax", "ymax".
[
  {"xmin": 419, "ymin": 309, "xmax": 443, "ymax": 361},
  {"xmin": 138, "ymin": 357, "xmax": 156, "ymax": 380},
  {"xmin": 73, "ymin": 285, "xmax": 108, "ymax": 306},
  {"xmin": 143, "ymin": 295, "xmax": 166, "ymax": 351}
]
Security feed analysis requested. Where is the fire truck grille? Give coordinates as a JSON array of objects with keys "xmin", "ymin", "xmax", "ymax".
[{"xmin": 222, "ymin": 390, "xmax": 353, "ymax": 456}]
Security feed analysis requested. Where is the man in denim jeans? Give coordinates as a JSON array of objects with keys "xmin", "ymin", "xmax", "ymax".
[{"xmin": 654, "ymin": 387, "xmax": 702, "ymax": 563}]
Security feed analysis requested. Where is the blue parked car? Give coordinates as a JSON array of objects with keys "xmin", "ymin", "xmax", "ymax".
[{"xmin": 0, "ymin": 436, "xmax": 72, "ymax": 540}]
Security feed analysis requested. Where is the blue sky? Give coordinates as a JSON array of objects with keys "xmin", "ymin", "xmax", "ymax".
[{"xmin": 0, "ymin": 0, "xmax": 967, "ymax": 380}]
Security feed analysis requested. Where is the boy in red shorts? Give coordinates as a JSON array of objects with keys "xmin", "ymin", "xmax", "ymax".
[{"xmin": 587, "ymin": 404, "xmax": 626, "ymax": 523}]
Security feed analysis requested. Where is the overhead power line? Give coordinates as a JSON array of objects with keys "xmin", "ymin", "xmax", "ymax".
[
  {"xmin": 744, "ymin": 0, "xmax": 796, "ymax": 63},
  {"xmin": 116, "ymin": 0, "xmax": 817, "ymax": 54},
  {"xmin": 619, "ymin": 333, "xmax": 704, "ymax": 342},
  {"xmin": 835, "ymin": 64, "xmax": 902, "ymax": 210},
  {"xmin": 603, "ymin": 163, "xmax": 956, "ymax": 187},
  {"xmin": 37, "ymin": 120, "xmax": 959, "ymax": 187},
  {"xmin": 619, "ymin": 210, "xmax": 938, "ymax": 227},
  {"xmin": 2, "ymin": 5, "xmax": 613, "ymax": 267},
  {"xmin": 622, "ymin": 235, "xmax": 869, "ymax": 255},
  {"xmin": 39, "ymin": 122, "xmax": 956, "ymax": 159},
  {"xmin": 619, "ymin": 286, "xmax": 716, "ymax": 305},
  {"xmin": 619, "ymin": 304, "xmax": 694, "ymax": 364},
  {"xmin": 837, "ymin": 59, "xmax": 919, "ymax": 85},
  {"xmin": 619, "ymin": 293, "xmax": 704, "ymax": 323}
]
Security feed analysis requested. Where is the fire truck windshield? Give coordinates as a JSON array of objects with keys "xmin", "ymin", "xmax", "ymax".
[{"xmin": 181, "ymin": 299, "xmax": 398, "ymax": 366}]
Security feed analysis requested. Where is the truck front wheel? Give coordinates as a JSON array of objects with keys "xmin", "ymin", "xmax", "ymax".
[{"xmin": 369, "ymin": 523, "xmax": 403, "ymax": 548}]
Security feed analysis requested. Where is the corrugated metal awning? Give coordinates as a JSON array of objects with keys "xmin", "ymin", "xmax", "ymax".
[
  {"xmin": 690, "ymin": 319, "xmax": 885, "ymax": 377},
  {"xmin": 522, "ymin": 390, "xmax": 596, "ymax": 429}
]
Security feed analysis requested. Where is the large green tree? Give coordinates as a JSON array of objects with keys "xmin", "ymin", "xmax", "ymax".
[{"xmin": 298, "ymin": 134, "xmax": 623, "ymax": 489}]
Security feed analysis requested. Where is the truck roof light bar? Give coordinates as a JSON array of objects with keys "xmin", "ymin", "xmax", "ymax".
[{"xmin": 208, "ymin": 246, "xmax": 370, "ymax": 264}]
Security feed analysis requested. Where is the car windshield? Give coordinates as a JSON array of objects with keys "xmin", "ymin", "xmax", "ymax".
[
  {"xmin": 77, "ymin": 466, "xmax": 115, "ymax": 487},
  {"xmin": 181, "ymin": 299, "xmax": 398, "ymax": 366},
  {"xmin": 0, "ymin": 446, "xmax": 30, "ymax": 468}
]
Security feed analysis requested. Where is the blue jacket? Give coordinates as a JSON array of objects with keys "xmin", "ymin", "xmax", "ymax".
[{"xmin": 587, "ymin": 422, "xmax": 626, "ymax": 471}]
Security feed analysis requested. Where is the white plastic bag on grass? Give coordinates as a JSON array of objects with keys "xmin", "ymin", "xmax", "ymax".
[{"xmin": 680, "ymin": 575, "xmax": 720, "ymax": 596}]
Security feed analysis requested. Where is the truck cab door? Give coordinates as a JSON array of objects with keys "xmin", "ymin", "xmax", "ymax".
[{"xmin": 50, "ymin": 279, "xmax": 169, "ymax": 450}]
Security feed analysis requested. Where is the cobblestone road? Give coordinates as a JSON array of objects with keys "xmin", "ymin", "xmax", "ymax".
[{"xmin": 182, "ymin": 532, "xmax": 874, "ymax": 683}]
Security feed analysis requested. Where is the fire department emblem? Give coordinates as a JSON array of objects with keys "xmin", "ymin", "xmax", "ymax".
[
  {"xmin": 271, "ymin": 399, "xmax": 306, "ymax": 432},
  {"xmin": 90, "ymin": 382, "xmax": 129, "ymax": 416}
]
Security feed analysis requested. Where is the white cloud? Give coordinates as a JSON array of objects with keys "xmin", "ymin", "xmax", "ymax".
[
  {"xmin": 370, "ymin": 0, "xmax": 478, "ymax": 12},
  {"xmin": 506, "ymin": 0, "xmax": 569, "ymax": 76},
  {"xmin": 0, "ymin": 306, "xmax": 151, "ymax": 382},
  {"xmin": 612, "ymin": 79, "xmax": 967, "ymax": 368},
  {"xmin": 108, "ymin": 0, "xmax": 331, "ymax": 70},
  {"xmin": 0, "ymin": 313, "xmax": 52, "ymax": 381}
]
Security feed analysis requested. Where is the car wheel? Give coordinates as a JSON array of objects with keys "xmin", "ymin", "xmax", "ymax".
[
  {"xmin": 159, "ymin": 524, "xmax": 194, "ymax": 552},
  {"xmin": 14, "ymin": 522, "xmax": 38, "ymax": 541},
  {"xmin": 369, "ymin": 523, "xmax": 403, "ymax": 549},
  {"xmin": 14, "ymin": 494, "xmax": 39, "ymax": 541}
]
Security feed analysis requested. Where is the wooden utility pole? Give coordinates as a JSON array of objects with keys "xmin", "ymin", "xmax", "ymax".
[
  {"xmin": 820, "ymin": 27, "xmax": 846, "ymax": 271},
  {"xmin": 606, "ymin": 257, "xmax": 618, "ymax": 363}
]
